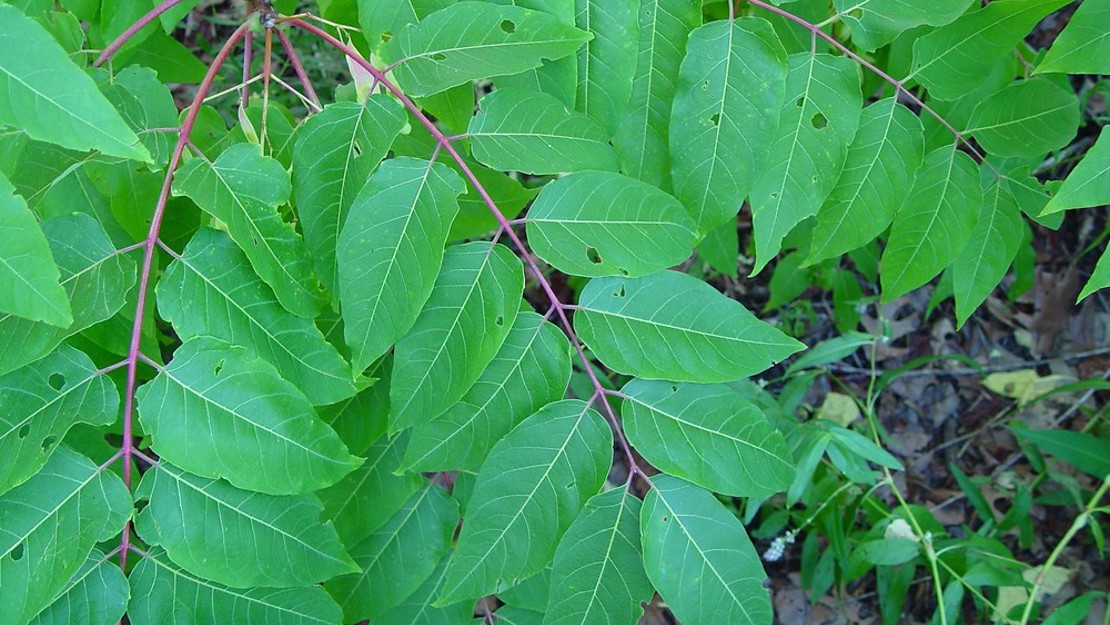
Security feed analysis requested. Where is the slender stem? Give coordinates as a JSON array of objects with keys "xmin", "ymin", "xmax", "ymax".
[
  {"xmin": 262, "ymin": 29, "xmax": 274, "ymax": 148},
  {"xmin": 94, "ymin": 0, "xmax": 189, "ymax": 67},
  {"xmin": 242, "ymin": 31, "xmax": 254, "ymax": 108},
  {"xmin": 118, "ymin": 23, "xmax": 250, "ymax": 572},
  {"xmin": 291, "ymin": 19, "xmax": 643, "ymax": 479},
  {"xmin": 276, "ymin": 28, "xmax": 322, "ymax": 110}
]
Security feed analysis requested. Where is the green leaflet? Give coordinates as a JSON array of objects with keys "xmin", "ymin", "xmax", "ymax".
[
  {"xmin": 698, "ymin": 219, "xmax": 740, "ymax": 277},
  {"xmin": 136, "ymin": 336, "xmax": 361, "ymax": 495},
  {"xmin": 134, "ymin": 462, "xmax": 359, "ymax": 588},
  {"xmin": 965, "ymin": 77, "xmax": 1080, "ymax": 157},
  {"xmin": 500, "ymin": 568, "xmax": 551, "ymax": 610},
  {"xmin": 338, "ymin": 157, "xmax": 465, "ymax": 373},
  {"xmin": 128, "ymin": 548, "xmax": 344, "ymax": 625},
  {"xmin": 833, "ymin": 0, "xmax": 969, "ymax": 51},
  {"xmin": 0, "ymin": 5, "xmax": 149, "ymax": 161},
  {"xmin": 403, "ymin": 311, "xmax": 572, "ymax": 472},
  {"xmin": 95, "ymin": 65, "xmax": 179, "ymax": 165},
  {"xmin": 389, "ymin": 241, "xmax": 523, "ymax": 432},
  {"xmin": 807, "ymin": 97, "xmax": 925, "ymax": 265},
  {"xmin": 613, "ymin": 0, "xmax": 701, "ymax": 187},
  {"xmin": 574, "ymin": 0, "xmax": 637, "ymax": 133},
  {"xmin": 952, "ymin": 176, "xmax": 1023, "ymax": 327},
  {"xmin": 468, "ymin": 88, "xmax": 618, "ymax": 175},
  {"xmin": 621, "ymin": 379, "xmax": 795, "ymax": 497},
  {"xmin": 319, "ymin": 432, "xmax": 426, "ymax": 549},
  {"xmin": 358, "ymin": 0, "xmax": 455, "ymax": 50},
  {"xmin": 326, "ymin": 484, "xmax": 458, "ymax": 622},
  {"xmin": 172, "ymin": 143, "xmax": 325, "ymax": 317},
  {"xmin": 0, "ymin": 447, "xmax": 131, "ymax": 625},
  {"xmin": 670, "ymin": 19, "xmax": 787, "ymax": 235},
  {"xmin": 881, "ymin": 147, "xmax": 983, "ymax": 300},
  {"xmin": 383, "ymin": 2, "xmax": 591, "ymax": 97},
  {"xmin": 0, "ymin": 345, "xmax": 118, "ymax": 496},
  {"xmin": 749, "ymin": 53, "xmax": 861, "ymax": 274},
  {"xmin": 1042, "ymin": 126, "xmax": 1110, "ymax": 214},
  {"xmin": 0, "ymin": 171, "xmax": 70, "ymax": 326},
  {"xmin": 908, "ymin": 0, "xmax": 1072, "ymax": 101},
  {"xmin": 0, "ymin": 214, "xmax": 137, "ymax": 376},
  {"xmin": 376, "ymin": 554, "xmax": 473, "ymax": 625},
  {"xmin": 438, "ymin": 400, "xmax": 612, "ymax": 605},
  {"xmin": 526, "ymin": 170, "xmax": 696, "ymax": 277},
  {"xmin": 640, "ymin": 475, "xmax": 771, "ymax": 625},
  {"xmin": 1081, "ymin": 246, "xmax": 1110, "ymax": 302},
  {"xmin": 320, "ymin": 356, "xmax": 391, "ymax": 456},
  {"xmin": 157, "ymin": 227, "xmax": 362, "ymax": 406},
  {"xmin": 544, "ymin": 488, "xmax": 653, "ymax": 625},
  {"xmin": 575, "ymin": 271, "xmax": 804, "ymax": 382},
  {"xmin": 1036, "ymin": 0, "xmax": 1110, "ymax": 74},
  {"xmin": 292, "ymin": 97, "xmax": 407, "ymax": 300},
  {"xmin": 28, "ymin": 549, "xmax": 128, "ymax": 625},
  {"xmin": 495, "ymin": 58, "xmax": 579, "ymax": 108}
]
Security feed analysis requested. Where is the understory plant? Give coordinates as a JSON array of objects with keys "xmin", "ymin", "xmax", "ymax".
[{"xmin": 0, "ymin": 0, "xmax": 1107, "ymax": 624}]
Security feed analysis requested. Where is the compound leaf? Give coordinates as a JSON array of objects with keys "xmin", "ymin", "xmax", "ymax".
[
  {"xmin": 292, "ymin": 97, "xmax": 407, "ymax": 299},
  {"xmin": 0, "ymin": 345, "xmax": 118, "ymax": 496},
  {"xmin": 881, "ymin": 147, "xmax": 983, "ymax": 300},
  {"xmin": 29, "ymin": 549, "xmax": 128, "ymax": 625},
  {"xmin": 621, "ymin": 379, "xmax": 794, "ymax": 497},
  {"xmin": 158, "ymin": 227, "xmax": 361, "ymax": 406},
  {"xmin": 575, "ymin": 271, "xmax": 804, "ymax": 382},
  {"xmin": 544, "ymin": 488, "xmax": 653, "ymax": 625},
  {"xmin": 1042, "ymin": 126, "xmax": 1110, "ymax": 214},
  {"xmin": 0, "ymin": 5, "xmax": 149, "ymax": 161},
  {"xmin": 953, "ymin": 176, "xmax": 1023, "ymax": 326},
  {"xmin": 136, "ymin": 336, "xmax": 361, "ymax": 495},
  {"xmin": 326, "ymin": 484, "xmax": 458, "ymax": 622},
  {"xmin": 172, "ymin": 143, "xmax": 324, "ymax": 317},
  {"xmin": 0, "ymin": 172, "xmax": 70, "ymax": 327},
  {"xmin": 966, "ymin": 77, "xmax": 1080, "ymax": 157},
  {"xmin": 641, "ymin": 475, "xmax": 771, "ymax": 625},
  {"xmin": 128, "ymin": 547, "xmax": 344, "ymax": 625},
  {"xmin": 469, "ymin": 88, "xmax": 618, "ymax": 175},
  {"xmin": 403, "ymin": 311, "xmax": 572, "ymax": 472},
  {"xmin": 383, "ymin": 2, "xmax": 591, "ymax": 97},
  {"xmin": 133, "ymin": 461, "xmax": 359, "ymax": 588},
  {"xmin": 389, "ymin": 241, "xmax": 523, "ymax": 432},
  {"xmin": 438, "ymin": 400, "xmax": 612, "ymax": 605},
  {"xmin": 573, "ymin": 0, "xmax": 639, "ymax": 134},
  {"xmin": 526, "ymin": 170, "xmax": 696, "ymax": 278},
  {"xmin": 1036, "ymin": 0, "xmax": 1110, "ymax": 74},
  {"xmin": 339, "ymin": 157, "xmax": 465, "ymax": 373},
  {"xmin": 0, "ymin": 447, "xmax": 131, "ymax": 625},
  {"xmin": 670, "ymin": 18, "xmax": 787, "ymax": 235}
]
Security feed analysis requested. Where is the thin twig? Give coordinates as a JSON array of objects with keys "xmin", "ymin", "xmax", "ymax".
[
  {"xmin": 276, "ymin": 28, "xmax": 322, "ymax": 110},
  {"xmin": 94, "ymin": 0, "xmax": 189, "ymax": 67}
]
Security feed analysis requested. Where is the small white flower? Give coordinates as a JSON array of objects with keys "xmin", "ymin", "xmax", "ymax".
[{"xmin": 762, "ymin": 531, "xmax": 796, "ymax": 562}]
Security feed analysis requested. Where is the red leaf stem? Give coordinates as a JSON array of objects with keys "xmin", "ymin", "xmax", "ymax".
[{"xmin": 93, "ymin": 0, "xmax": 190, "ymax": 68}]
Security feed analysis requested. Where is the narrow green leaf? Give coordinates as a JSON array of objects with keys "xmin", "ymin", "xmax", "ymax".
[
  {"xmin": 0, "ymin": 172, "xmax": 70, "ymax": 326},
  {"xmin": 881, "ymin": 147, "xmax": 983, "ymax": 300},
  {"xmin": 319, "ymin": 432, "xmax": 426, "ymax": 549},
  {"xmin": 136, "ymin": 336, "xmax": 361, "ymax": 495},
  {"xmin": 613, "ymin": 0, "xmax": 701, "ymax": 186},
  {"xmin": 544, "ymin": 488, "xmax": 653, "ymax": 625},
  {"xmin": 134, "ymin": 462, "xmax": 359, "ymax": 588},
  {"xmin": 1036, "ymin": 0, "xmax": 1110, "ymax": 74},
  {"xmin": 807, "ymin": 97, "xmax": 925, "ymax": 264},
  {"xmin": 358, "ymin": 0, "xmax": 455, "ymax": 49},
  {"xmin": 833, "ymin": 0, "xmax": 969, "ymax": 51},
  {"xmin": 403, "ymin": 311, "xmax": 572, "ymax": 472},
  {"xmin": 909, "ymin": 0, "xmax": 1072, "ymax": 101},
  {"xmin": 327, "ymin": 484, "xmax": 459, "ymax": 621},
  {"xmin": 0, "ymin": 5, "xmax": 149, "ymax": 161},
  {"xmin": 573, "ymin": 0, "xmax": 638, "ymax": 134},
  {"xmin": 158, "ymin": 227, "xmax": 361, "ymax": 406},
  {"xmin": 128, "ymin": 547, "xmax": 344, "ymax": 625},
  {"xmin": 1012, "ymin": 428, "xmax": 1110, "ymax": 478},
  {"xmin": 28, "ymin": 549, "xmax": 128, "ymax": 625},
  {"xmin": 526, "ymin": 170, "xmax": 696, "ymax": 278},
  {"xmin": 376, "ymin": 554, "xmax": 473, "ymax": 625},
  {"xmin": 670, "ymin": 19, "xmax": 787, "ymax": 235},
  {"xmin": 389, "ymin": 241, "xmax": 523, "ymax": 432},
  {"xmin": 172, "ymin": 143, "xmax": 325, "ymax": 317},
  {"xmin": 292, "ymin": 97, "xmax": 407, "ymax": 299},
  {"xmin": 1079, "ymin": 245, "xmax": 1110, "ymax": 302},
  {"xmin": 953, "ymin": 177, "xmax": 1023, "ymax": 327},
  {"xmin": 339, "ymin": 157, "xmax": 466, "ymax": 373},
  {"xmin": 0, "ymin": 214, "xmax": 136, "ymax": 376},
  {"xmin": 1042, "ymin": 126, "xmax": 1110, "ymax": 214},
  {"xmin": 621, "ymin": 380, "xmax": 794, "ymax": 497},
  {"xmin": 856, "ymin": 539, "xmax": 919, "ymax": 566},
  {"xmin": 383, "ymin": 2, "xmax": 591, "ymax": 97},
  {"xmin": 438, "ymin": 400, "xmax": 612, "ymax": 605},
  {"xmin": 0, "ymin": 345, "xmax": 118, "ymax": 496},
  {"xmin": 749, "ymin": 53, "xmax": 862, "ymax": 273},
  {"xmin": 641, "ymin": 475, "xmax": 771, "ymax": 625},
  {"xmin": 575, "ymin": 271, "xmax": 804, "ymax": 382},
  {"xmin": 469, "ymin": 88, "xmax": 618, "ymax": 174},
  {"xmin": 0, "ymin": 447, "xmax": 131, "ymax": 625},
  {"xmin": 966, "ymin": 77, "xmax": 1080, "ymax": 157}
]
